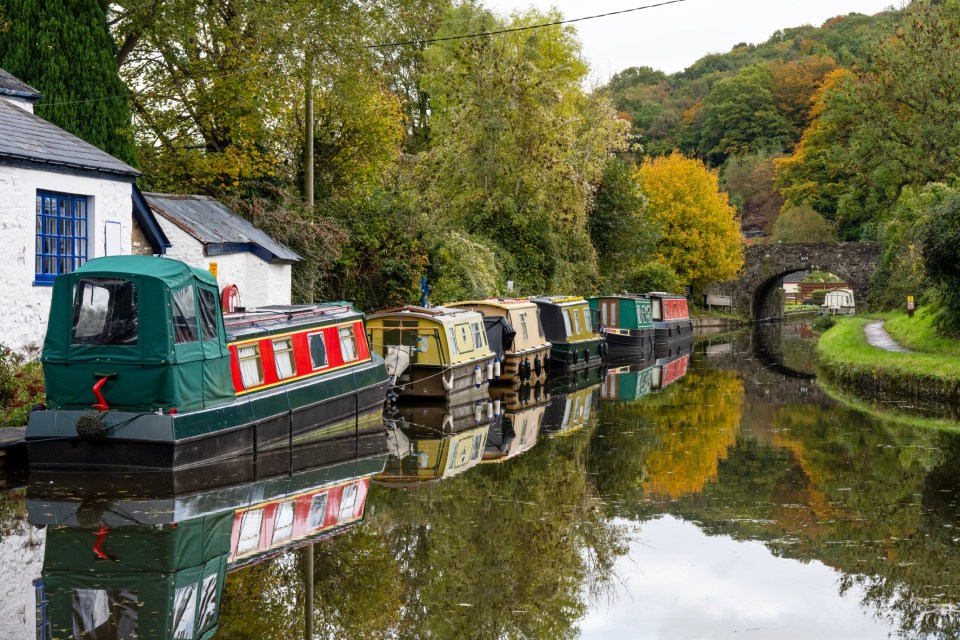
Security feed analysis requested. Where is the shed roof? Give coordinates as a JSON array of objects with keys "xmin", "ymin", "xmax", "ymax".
[
  {"xmin": 0, "ymin": 68, "xmax": 42, "ymax": 101},
  {"xmin": 143, "ymin": 193, "xmax": 301, "ymax": 263},
  {"xmin": 0, "ymin": 97, "xmax": 139, "ymax": 177}
]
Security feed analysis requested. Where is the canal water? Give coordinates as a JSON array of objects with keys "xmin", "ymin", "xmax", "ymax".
[{"xmin": 3, "ymin": 323, "xmax": 960, "ymax": 639}]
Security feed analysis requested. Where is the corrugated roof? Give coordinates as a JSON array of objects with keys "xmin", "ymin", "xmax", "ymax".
[
  {"xmin": 0, "ymin": 68, "xmax": 41, "ymax": 100},
  {"xmin": 143, "ymin": 192, "xmax": 301, "ymax": 263},
  {"xmin": 0, "ymin": 98, "xmax": 138, "ymax": 177}
]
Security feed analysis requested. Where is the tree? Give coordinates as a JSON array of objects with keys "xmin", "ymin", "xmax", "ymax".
[
  {"xmin": 636, "ymin": 152, "xmax": 744, "ymax": 292},
  {"xmin": 921, "ymin": 192, "xmax": 960, "ymax": 335},
  {"xmin": 770, "ymin": 205, "xmax": 837, "ymax": 243},
  {"xmin": 420, "ymin": 5, "xmax": 627, "ymax": 293},
  {"xmin": 0, "ymin": 0, "xmax": 135, "ymax": 163},
  {"xmin": 721, "ymin": 151, "xmax": 785, "ymax": 234},
  {"xmin": 768, "ymin": 55, "xmax": 838, "ymax": 139}
]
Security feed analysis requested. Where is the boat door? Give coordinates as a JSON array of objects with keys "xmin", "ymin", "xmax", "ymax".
[{"xmin": 600, "ymin": 299, "xmax": 618, "ymax": 327}]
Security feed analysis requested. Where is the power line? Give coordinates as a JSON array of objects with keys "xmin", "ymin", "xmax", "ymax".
[{"xmin": 36, "ymin": 0, "xmax": 689, "ymax": 107}]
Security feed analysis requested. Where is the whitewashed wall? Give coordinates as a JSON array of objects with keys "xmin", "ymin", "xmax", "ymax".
[
  {"xmin": 155, "ymin": 217, "xmax": 293, "ymax": 308},
  {"xmin": 0, "ymin": 165, "xmax": 133, "ymax": 351},
  {"xmin": 0, "ymin": 519, "xmax": 46, "ymax": 640}
]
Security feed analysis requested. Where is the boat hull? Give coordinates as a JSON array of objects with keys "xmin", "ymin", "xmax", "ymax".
[
  {"xmin": 654, "ymin": 319, "xmax": 694, "ymax": 345},
  {"xmin": 602, "ymin": 328, "xmax": 655, "ymax": 354},
  {"xmin": 395, "ymin": 357, "xmax": 495, "ymax": 398},
  {"xmin": 26, "ymin": 358, "xmax": 389, "ymax": 470},
  {"xmin": 548, "ymin": 337, "xmax": 605, "ymax": 371},
  {"xmin": 499, "ymin": 345, "xmax": 551, "ymax": 383}
]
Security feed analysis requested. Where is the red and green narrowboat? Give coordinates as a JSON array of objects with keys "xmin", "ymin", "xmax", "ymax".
[
  {"xmin": 588, "ymin": 294, "xmax": 655, "ymax": 354},
  {"xmin": 26, "ymin": 256, "xmax": 389, "ymax": 470},
  {"xmin": 531, "ymin": 296, "xmax": 606, "ymax": 369},
  {"xmin": 646, "ymin": 292, "xmax": 693, "ymax": 344}
]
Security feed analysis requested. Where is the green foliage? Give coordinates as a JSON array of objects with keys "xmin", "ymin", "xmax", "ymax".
[
  {"xmin": 812, "ymin": 315, "xmax": 837, "ymax": 332},
  {"xmin": 770, "ymin": 205, "xmax": 837, "ymax": 243},
  {"xmin": 921, "ymin": 191, "xmax": 960, "ymax": 336},
  {"xmin": 885, "ymin": 307, "xmax": 960, "ymax": 357},
  {"xmin": 810, "ymin": 289, "xmax": 829, "ymax": 306},
  {"xmin": 623, "ymin": 261, "xmax": 681, "ymax": 295},
  {"xmin": 426, "ymin": 230, "xmax": 501, "ymax": 304},
  {"xmin": 803, "ymin": 270, "xmax": 842, "ymax": 283},
  {"xmin": 0, "ymin": 0, "xmax": 135, "ymax": 163},
  {"xmin": 0, "ymin": 346, "xmax": 45, "ymax": 428},
  {"xmin": 589, "ymin": 157, "xmax": 656, "ymax": 283},
  {"xmin": 721, "ymin": 151, "xmax": 785, "ymax": 234}
]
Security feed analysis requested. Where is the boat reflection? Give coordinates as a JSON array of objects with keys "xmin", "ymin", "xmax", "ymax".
[
  {"xmin": 26, "ymin": 443, "xmax": 389, "ymax": 640},
  {"xmin": 541, "ymin": 366, "xmax": 603, "ymax": 436},
  {"xmin": 483, "ymin": 382, "xmax": 549, "ymax": 463},
  {"xmin": 376, "ymin": 388, "xmax": 495, "ymax": 488}
]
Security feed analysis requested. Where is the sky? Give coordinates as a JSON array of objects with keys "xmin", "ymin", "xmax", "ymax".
[{"xmin": 481, "ymin": 0, "xmax": 901, "ymax": 80}]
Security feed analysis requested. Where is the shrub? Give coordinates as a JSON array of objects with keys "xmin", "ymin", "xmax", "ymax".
[{"xmin": 0, "ymin": 346, "xmax": 45, "ymax": 428}]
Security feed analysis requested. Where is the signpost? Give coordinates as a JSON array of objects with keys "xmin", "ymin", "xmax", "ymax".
[{"xmin": 907, "ymin": 295, "xmax": 915, "ymax": 318}]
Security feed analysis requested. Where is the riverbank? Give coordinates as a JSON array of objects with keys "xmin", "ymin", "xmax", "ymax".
[{"xmin": 816, "ymin": 313, "xmax": 960, "ymax": 408}]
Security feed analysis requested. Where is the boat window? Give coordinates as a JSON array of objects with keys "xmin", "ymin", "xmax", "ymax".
[
  {"xmin": 197, "ymin": 574, "xmax": 218, "ymax": 633},
  {"xmin": 460, "ymin": 324, "xmax": 471, "ymax": 351},
  {"xmin": 237, "ymin": 508, "xmax": 263, "ymax": 554},
  {"xmin": 536, "ymin": 310, "xmax": 544, "ymax": 338},
  {"xmin": 339, "ymin": 325, "xmax": 359, "ymax": 362},
  {"xmin": 582, "ymin": 307, "xmax": 592, "ymax": 333},
  {"xmin": 338, "ymin": 484, "xmax": 358, "ymax": 522},
  {"xmin": 198, "ymin": 287, "xmax": 219, "ymax": 341},
  {"xmin": 471, "ymin": 433, "xmax": 483, "ymax": 460},
  {"xmin": 172, "ymin": 583, "xmax": 198, "ymax": 639},
  {"xmin": 562, "ymin": 310, "xmax": 573, "ymax": 337},
  {"xmin": 172, "ymin": 285, "xmax": 198, "ymax": 343},
  {"xmin": 519, "ymin": 313, "xmax": 529, "ymax": 340},
  {"xmin": 71, "ymin": 589, "xmax": 139, "ymax": 639},
  {"xmin": 471, "ymin": 322, "xmax": 483, "ymax": 349},
  {"xmin": 273, "ymin": 501, "xmax": 295, "ymax": 543},
  {"xmin": 238, "ymin": 344, "xmax": 264, "ymax": 388},
  {"xmin": 71, "ymin": 277, "xmax": 138, "ymax": 346},
  {"xmin": 572, "ymin": 308, "xmax": 583, "ymax": 334},
  {"xmin": 447, "ymin": 327, "xmax": 459, "ymax": 355},
  {"xmin": 309, "ymin": 493, "xmax": 328, "ymax": 529},
  {"xmin": 308, "ymin": 332, "xmax": 328, "ymax": 369},
  {"xmin": 272, "ymin": 337, "xmax": 296, "ymax": 380}
]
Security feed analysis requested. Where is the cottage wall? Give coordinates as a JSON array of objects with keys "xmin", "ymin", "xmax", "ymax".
[
  {"xmin": 0, "ymin": 165, "xmax": 133, "ymax": 350},
  {"xmin": 155, "ymin": 217, "xmax": 293, "ymax": 308}
]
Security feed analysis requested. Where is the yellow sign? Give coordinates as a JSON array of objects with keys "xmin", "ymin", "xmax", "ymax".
[
  {"xmin": 907, "ymin": 295, "xmax": 914, "ymax": 303},
  {"xmin": 209, "ymin": 262, "xmax": 218, "ymax": 279}
]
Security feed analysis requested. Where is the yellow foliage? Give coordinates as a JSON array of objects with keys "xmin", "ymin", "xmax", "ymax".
[{"xmin": 636, "ymin": 152, "xmax": 744, "ymax": 290}]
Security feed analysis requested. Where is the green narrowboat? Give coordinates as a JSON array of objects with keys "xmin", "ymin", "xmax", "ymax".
[
  {"xmin": 26, "ymin": 255, "xmax": 389, "ymax": 470},
  {"xmin": 366, "ymin": 306, "xmax": 497, "ymax": 397},
  {"xmin": 530, "ymin": 296, "xmax": 606, "ymax": 370},
  {"xmin": 448, "ymin": 298, "xmax": 552, "ymax": 382},
  {"xmin": 588, "ymin": 294, "xmax": 655, "ymax": 354},
  {"xmin": 599, "ymin": 350, "xmax": 657, "ymax": 403}
]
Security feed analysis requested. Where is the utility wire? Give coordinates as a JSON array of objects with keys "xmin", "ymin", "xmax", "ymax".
[{"xmin": 36, "ymin": 0, "xmax": 688, "ymax": 107}]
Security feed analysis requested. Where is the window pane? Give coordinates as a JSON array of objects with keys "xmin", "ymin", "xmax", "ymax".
[
  {"xmin": 273, "ymin": 338, "xmax": 296, "ymax": 379},
  {"xmin": 583, "ymin": 308, "xmax": 592, "ymax": 333},
  {"xmin": 447, "ymin": 327, "xmax": 459, "ymax": 355},
  {"xmin": 237, "ymin": 509, "xmax": 263, "ymax": 554},
  {"xmin": 338, "ymin": 484, "xmax": 358, "ymax": 522},
  {"xmin": 71, "ymin": 589, "xmax": 139, "ymax": 639},
  {"xmin": 173, "ymin": 285, "xmax": 198, "ymax": 343},
  {"xmin": 562, "ymin": 310, "xmax": 573, "ymax": 337},
  {"xmin": 197, "ymin": 575, "xmax": 218, "ymax": 632},
  {"xmin": 309, "ymin": 333, "xmax": 327, "ymax": 369},
  {"xmin": 573, "ymin": 309, "xmax": 582, "ymax": 334},
  {"xmin": 308, "ymin": 494, "xmax": 328, "ymax": 529},
  {"xmin": 471, "ymin": 322, "xmax": 483, "ymax": 349},
  {"xmin": 71, "ymin": 278, "xmax": 138, "ymax": 346},
  {"xmin": 273, "ymin": 501, "xmax": 295, "ymax": 542},
  {"xmin": 339, "ymin": 326, "xmax": 358, "ymax": 362},
  {"xmin": 197, "ymin": 288, "xmax": 219, "ymax": 341},
  {"xmin": 519, "ymin": 313, "xmax": 529, "ymax": 340},
  {"xmin": 238, "ymin": 344, "xmax": 263, "ymax": 388}
]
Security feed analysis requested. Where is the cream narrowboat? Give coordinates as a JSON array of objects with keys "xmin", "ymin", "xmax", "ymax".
[
  {"xmin": 366, "ymin": 306, "xmax": 497, "ymax": 397},
  {"xmin": 448, "ymin": 298, "xmax": 552, "ymax": 382}
]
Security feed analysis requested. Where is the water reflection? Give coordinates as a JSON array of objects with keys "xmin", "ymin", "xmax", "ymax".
[{"xmin": 5, "ymin": 324, "xmax": 960, "ymax": 638}]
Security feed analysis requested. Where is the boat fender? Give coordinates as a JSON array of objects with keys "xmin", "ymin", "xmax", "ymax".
[
  {"xmin": 474, "ymin": 402, "xmax": 483, "ymax": 423},
  {"xmin": 76, "ymin": 412, "xmax": 107, "ymax": 441},
  {"xmin": 494, "ymin": 359, "xmax": 502, "ymax": 378},
  {"xmin": 572, "ymin": 350, "xmax": 579, "ymax": 365},
  {"xmin": 441, "ymin": 369, "xmax": 455, "ymax": 391},
  {"xmin": 486, "ymin": 361, "xmax": 495, "ymax": 381},
  {"xmin": 494, "ymin": 398, "xmax": 502, "ymax": 416},
  {"xmin": 486, "ymin": 401, "xmax": 494, "ymax": 420},
  {"xmin": 534, "ymin": 356, "xmax": 542, "ymax": 377},
  {"xmin": 520, "ymin": 359, "xmax": 530, "ymax": 381},
  {"xmin": 442, "ymin": 413, "xmax": 455, "ymax": 433},
  {"xmin": 473, "ymin": 365, "xmax": 483, "ymax": 388},
  {"xmin": 584, "ymin": 348, "xmax": 590, "ymax": 363},
  {"xmin": 221, "ymin": 284, "xmax": 241, "ymax": 312}
]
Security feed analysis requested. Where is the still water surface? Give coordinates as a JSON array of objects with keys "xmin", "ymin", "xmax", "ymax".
[{"xmin": 3, "ymin": 323, "xmax": 960, "ymax": 639}]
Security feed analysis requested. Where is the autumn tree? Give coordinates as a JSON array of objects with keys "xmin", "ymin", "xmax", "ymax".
[
  {"xmin": 0, "ymin": 0, "xmax": 135, "ymax": 163},
  {"xmin": 420, "ymin": 5, "xmax": 627, "ymax": 293},
  {"xmin": 721, "ymin": 151, "xmax": 785, "ymax": 235},
  {"xmin": 770, "ymin": 205, "xmax": 837, "ymax": 243},
  {"xmin": 636, "ymin": 152, "xmax": 744, "ymax": 292}
]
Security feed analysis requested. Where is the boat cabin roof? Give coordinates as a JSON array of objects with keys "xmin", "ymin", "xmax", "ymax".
[
  {"xmin": 451, "ymin": 298, "xmax": 539, "ymax": 312},
  {"xmin": 368, "ymin": 305, "xmax": 483, "ymax": 327},
  {"xmin": 224, "ymin": 303, "xmax": 360, "ymax": 340},
  {"xmin": 531, "ymin": 295, "xmax": 588, "ymax": 308},
  {"xmin": 646, "ymin": 291, "xmax": 686, "ymax": 301}
]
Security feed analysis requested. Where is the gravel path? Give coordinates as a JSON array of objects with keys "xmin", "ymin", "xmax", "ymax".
[{"xmin": 864, "ymin": 321, "xmax": 913, "ymax": 353}]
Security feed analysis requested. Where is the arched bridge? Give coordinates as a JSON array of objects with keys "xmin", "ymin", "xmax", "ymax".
[{"xmin": 707, "ymin": 242, "xmax": 881, "ymax": 320}]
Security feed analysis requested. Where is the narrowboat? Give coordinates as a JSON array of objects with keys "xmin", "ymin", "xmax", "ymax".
[
  {"xmin": 28, "ymin": 452, "xmax": 387, "ymax": 640},
  {"xmin": 377, "ymin": 424, "xmax": 489, "ymax": 487},
  {"xmin": 530, "ymin": 296, "xmax": 605, "ymax": 369},
  {"xmin": 482, "ymin": 394, "xmax": 546, "ymax": 464},
  {"xmin": 448, "ymin": 298, "xmax": 552, "ymax": 382},
  {"xmin": 26, "ymin": 256, "xmax": 389, "ymax": 470},
  {"xmin": 646, "ymin": 292, "xmax": 693, "ymax": 343},
  {"xmin": 600, "ymin": 349, "xmax": 658, "ymax": 403},
  {"xmin": 652, "ymin": 339, "xmax": 692, "ymax": 391},
  {"xmin": 588, "ymin": 294, "xmax": 655, "ymax": 353},
  {"xmin": 366, "ymin": 306, "xmax": 497, "ymax": 397},
  {"xmin": 541, "ymin": 366, "xmax": 603, "ymax": 437}
]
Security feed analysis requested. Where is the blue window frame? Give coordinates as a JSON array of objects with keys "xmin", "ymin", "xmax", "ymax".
[{"xmin": 35, "ymin": 190, "xmax": 88, "ymax": 285}]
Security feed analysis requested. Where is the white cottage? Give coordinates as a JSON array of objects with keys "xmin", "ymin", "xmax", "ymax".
[
  {"xmin": 144, "ymin": 193, "xmax": 301, "ymax": 310},
  {"xmin": 0, "ymin": 68, "xmax": 168, "ymax": 351}
]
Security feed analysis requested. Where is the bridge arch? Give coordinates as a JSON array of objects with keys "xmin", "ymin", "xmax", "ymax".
[{"xmin": 708, "ymin": 242, "xmax": 881, "ymax": 320}]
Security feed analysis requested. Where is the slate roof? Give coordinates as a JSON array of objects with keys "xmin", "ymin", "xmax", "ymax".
[
  {"xmin": 0, "ymin": 97, "xmax": 139, "ymax": 177},
  {"xmin": 0, "ymin": 68, "xmax": 42, "ymax": 100},
  {"xmin": 143, "ymin": 193, "xmax": 301, "ymax": 263}
]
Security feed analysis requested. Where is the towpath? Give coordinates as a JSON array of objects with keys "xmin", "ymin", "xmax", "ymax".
[{"xmin": 864, "ymin": 321, "xmax": 913, "ymax": 353}]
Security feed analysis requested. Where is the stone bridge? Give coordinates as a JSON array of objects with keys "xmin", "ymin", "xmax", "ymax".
[{"xmin": 707, "ymin": 242, "xmax": 882, "ymax": 320}]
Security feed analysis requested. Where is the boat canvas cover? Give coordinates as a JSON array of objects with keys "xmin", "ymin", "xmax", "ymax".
[
  {"xmin": 483, "ymin": 315, "xmax": 516, "ymax": 361},
  {"xmin": 41, "ymin": 256, "xmax": 234, "ymax": 412}
]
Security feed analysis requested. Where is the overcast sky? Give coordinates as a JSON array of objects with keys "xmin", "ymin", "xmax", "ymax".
[{"xmin": 481, "ymin": 0, "xmax": 901, "ymax": 81}]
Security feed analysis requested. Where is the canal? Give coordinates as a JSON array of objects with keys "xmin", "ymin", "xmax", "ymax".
[{"xmin": 3, "ymin": 322, "xmax": 960, "ymax": 639}]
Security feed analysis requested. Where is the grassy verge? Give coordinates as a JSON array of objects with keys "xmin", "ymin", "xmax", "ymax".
[
  {"xmin": 816, "ymin": 317, "xmax": 960, "ymax": 405},
  {"xmin": 883, "ymin": 307, "xmax": 960, "ymax": 356},
  {"xmin": 0, "ymin": 348, "xmax": 44, "ymax": 428}
]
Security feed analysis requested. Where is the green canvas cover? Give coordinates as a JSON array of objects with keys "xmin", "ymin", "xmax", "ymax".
[
  {"xmin": 41, "ymin": 256, "xmax": 235, "ymax": 412},
  {"xmin": 43, "ymin": 513, "xmax": 232, "ymax": 640}
]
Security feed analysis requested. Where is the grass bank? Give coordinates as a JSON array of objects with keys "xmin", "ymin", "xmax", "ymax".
[{"xmin": 816, "ymin": 315, "xmax": 960, "ymax": 406}]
